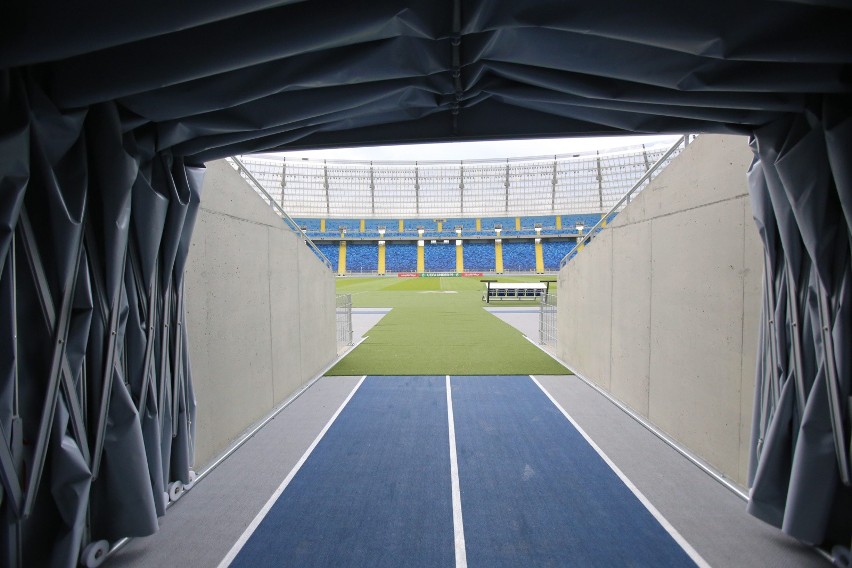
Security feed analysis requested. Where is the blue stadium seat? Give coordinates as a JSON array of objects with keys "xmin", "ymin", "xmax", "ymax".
[
  {"xmin": 444, "ymin": 218, "xmax": 477, "ymax": 232},
  {"xmin": 346, "ymin": 242, "xmax": 379, "ymax": 273},
  {"xmin": 424, "ymin": 242, "xmax": 456, "ymax": 271},
  {"xmin": 463, "ymin": 241, "xmax": 495, "ymax": 271},
  {"xmin": 365, "ymin": 219, "xmax": 394, "ymax": 233},
  {"xmin": 315, "ymin": 242, "xmax": 339, "ymax": 269},
  {"xmin": 520, "ymin": 215, "xmax": 556, "ymax": 229},
  {"xmin": 327, "ymin": 218, "xmax": 361, "ymax": 233},
  {"xmin": 480, "ymin": 216, "xmax": 515, "ymax": 231},
  {"xmin": 562, "ymin": 213, "xmax": 604, "ymax": 232},
  {"xmin": 386, "ymin": 242, "xmax": 418, "ymax": 273},
  {"xmin": 293, "ymin": 218, "xmax": 322, "ymax": 231},
  {"xmin": 542, "ymin": 240, "xmax": 577, "ymax": 270},
  {"xmin": 502, "ymin": 240, "xmax": 536, "ymax": 272}
]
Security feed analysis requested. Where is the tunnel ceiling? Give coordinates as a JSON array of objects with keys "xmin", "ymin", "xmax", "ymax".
[{"xmin": 3, "ymin": 0, "xmax": 850, "ymax": 162}]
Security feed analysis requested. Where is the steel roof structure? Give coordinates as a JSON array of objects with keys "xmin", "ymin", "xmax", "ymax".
[{"xmin": 0, "ymin": 2, "xmax": 850, "ymax": 565}]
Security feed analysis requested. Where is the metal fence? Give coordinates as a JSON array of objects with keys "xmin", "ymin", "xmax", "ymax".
[
  {"xmin": 336, "ymin": 294, "xmax": 353, "ymax": 353},
  {"xmin": 235, "ymin": 141, "xmax": 677, "ymax": 218},
  {"xmin": 559, "ymin": 134, "xmax": 696, "ymax": 269},
  {"xmin": 539, "ymin": 293, "xmax": 557, "ymax": 346}
]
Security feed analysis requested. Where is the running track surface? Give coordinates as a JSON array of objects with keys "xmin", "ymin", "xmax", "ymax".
[{"xmin": 222, "ymin": 376, "xmax": 704, "ymax": 567}]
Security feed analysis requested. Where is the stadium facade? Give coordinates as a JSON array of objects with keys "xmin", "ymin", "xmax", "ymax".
[{"xmin": 233, "ymin": 139, "xmax": 686, "ymax": 274}]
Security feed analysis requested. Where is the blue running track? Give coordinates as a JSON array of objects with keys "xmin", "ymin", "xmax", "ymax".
[
  {"xmin": 452, "ymin": 375, "xmax": 698, "ymax": 567},
  {"xmin": 223, "ymin": 376, "xmax": 702, "ymax": 567},
  {"xmin": 229, "ymin": 376, "xmax": 454, "ymax": 567}
]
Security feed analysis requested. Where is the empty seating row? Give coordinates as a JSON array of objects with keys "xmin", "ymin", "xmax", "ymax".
[
  {"xmin": 316, "ymin": 239, "xmax": 574, "ymax": 274},
  {"xmin": 294, "ymin": 213, "xmax": 607, "ymax": 238}
]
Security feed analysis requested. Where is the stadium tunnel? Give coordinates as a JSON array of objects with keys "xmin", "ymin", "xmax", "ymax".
[{"xmin": 1, "ymin": 1, "xmax": 851, "ymax": 565}]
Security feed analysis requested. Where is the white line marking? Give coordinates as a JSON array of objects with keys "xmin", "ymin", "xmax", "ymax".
[
  {"xmin": 217, "ymin": 375, "xmax": 368, "ymax": 567},
  {"xmin": 528, "ymin": 375, "xmax": 711, "ymax": 568},
  {"xmin": 446, "ymin": 375, "xmax": 468, "ymax": 568}
]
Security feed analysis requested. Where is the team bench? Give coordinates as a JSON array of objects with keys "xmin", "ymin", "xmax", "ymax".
[{"xmin": 482, "ymin": 281, "xmax": 549, "ymax": 303}]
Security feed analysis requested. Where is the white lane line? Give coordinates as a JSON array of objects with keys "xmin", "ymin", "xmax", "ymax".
[
  {"xmin": 528, "ymin": 375, "xmax": 711, "ymax": 568},
  {"xmin": 217, "ymin": 375, "xmax": 368, "ymax": 567},
  {"xmin": 446, "ymin": 375, "xmax": 468, "ymax": 568}
]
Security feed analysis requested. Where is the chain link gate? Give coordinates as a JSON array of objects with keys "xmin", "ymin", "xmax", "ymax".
[
  {"xmin": 539, "ymin": 292, "xmax": 557, "ymax": 346},
  {"xmin": 336, "ymin": 294, "xmax": 353, "ymax": 353}
]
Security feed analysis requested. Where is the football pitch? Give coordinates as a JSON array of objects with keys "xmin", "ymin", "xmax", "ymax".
[{"xmin": 328, "ymin": 276, "xmax": 569, "ymax": 375}]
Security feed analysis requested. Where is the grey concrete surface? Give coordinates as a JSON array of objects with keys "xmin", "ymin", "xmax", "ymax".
[
  {"xmin": 108, "ymin": 376, "xmax": 363, "ymax": 568},
  {"xmin": 351, "ymin": 308, "xmax": 392, "ymax": 342},
  {"xmin": 558, "ymin": 228, "xmax": 613, "ymax": 390},
  {"xmin": 483, "ymin": 307, "xmax": 541, "ymax": 341},
  {"xmin": 185, "ymin": 160, "xmax": 337, "ymax": 468},
  {"xmin": 107, "ymin": 372, "xmax": 825, "ymax": 568},
  {"xmin": 535, "ymin": 375, "xmax": 827, "ymax": 568},
  {"xmin": 556, "ymin": 134, "xmax": 761, "ymax": 487}
]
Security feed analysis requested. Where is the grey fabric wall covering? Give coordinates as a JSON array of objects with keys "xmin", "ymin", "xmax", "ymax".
[
  {"xmin": 0, "ymin": 73, "xmax": 203, "ymax": 567},
  {"xmin": 747, "ymin": 95, "xmax": 852, "ymax": 548},
  {"xmin": 1, "ymin": 0, "xmax": 851, "ymax": 563},
  {"xmin": 3, "ymin": 1, "xmax": 851, "ymax": 162}
]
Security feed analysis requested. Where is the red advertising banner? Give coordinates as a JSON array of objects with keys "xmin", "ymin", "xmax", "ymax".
[
  {"xmin": 397, "ymin": 272, "xmax": 420, "ymax": 278},
  {"xmin": 462, "ymin": 272, "xmax": 484, "ymax": 277}
]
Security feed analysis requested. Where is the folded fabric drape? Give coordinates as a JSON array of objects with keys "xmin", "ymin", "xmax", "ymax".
[
  {"xmin": 747, "ymin": 95, "xmax": 852, "ymax": 548},
  {"xmin": 0, "ymin": 71, "xmax": 202, "ymax": 567}
]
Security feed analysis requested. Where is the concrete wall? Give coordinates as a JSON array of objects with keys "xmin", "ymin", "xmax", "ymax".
[
  {"xmin": 557, "ymin": 135, "xmax": 761, "ymax": 488},
  {"xmin": 185, "ymin": 160, "xmax": 337, "ymax": 468}
]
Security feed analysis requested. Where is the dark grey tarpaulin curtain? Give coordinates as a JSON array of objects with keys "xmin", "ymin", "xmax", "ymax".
[
  {"xmin": 747, "ymin": 95, "xmax": 852, "ymax": 548},
  {"xmin": 1, "ymin": 0, "xmax": 851, "ymax": 564},
  {"xmin": 0, "ymin": 71, "xmax": 202, "ymax": 567}
]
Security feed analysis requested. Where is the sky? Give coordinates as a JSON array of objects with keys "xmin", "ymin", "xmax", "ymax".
[{"xmin": 256, "ymin": 134, "xmax": 682, "ymax": 162}]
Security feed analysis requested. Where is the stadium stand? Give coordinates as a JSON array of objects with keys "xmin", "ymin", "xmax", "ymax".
[
  {"xmin": 481, "ymin": 216, "xmax": 516, "ymax": 231},
  {"xmin": 364, "ymin": 219, "xmax": 392, "ymax": 233},
  {"xmin": 424, "ymin": 242, "xmax": 456, "ymax": 272},
  {"xmin": 327, "ymin": 218, "xmax": 361, "ymax": 234},
  {"xmin": 519, "ymin": 215, "xmax": 555, "ymax": 229},
  {"xmin": 297, "ymin": 218, "xmax": 322, "ymax": 232},
  {"xmin": 346, "ymin": 243, "xmax": 379, "ymax": 273},
  {"xmin": 315, "ymin": 242, "xmax": 339, "ymax": 269},
  {"xmin": 463, "ymin": 241, "xmax": 496, "ymax": 272},
  {"xmin": 445, "ymin": 218, "xmax": 477, "ymax": 232},
  {"xmin": 386, "ymin": 242, "xmax": 418, "ymax": 273},
  {"xmin": 250, "ymin": 141, "xmax": 685, "ymax": 272},
  {"xmin": 502, "ymin": 240, "xmax": 537, "ymax": 272},
  {"xmin": 543, "ymin": 240, "xmax": 577, "ymax": 271}
]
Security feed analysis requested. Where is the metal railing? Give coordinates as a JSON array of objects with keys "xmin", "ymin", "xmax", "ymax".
[
  {"xmin": 336, "ymin": 294, "xmax": 353, "ymax": 353},
  {"xmin": 226, "ymin": 156, "xmax": 334, "ymax": 271},
  {"xmin": 559, "ymin": 135, "xmax": 695, "ymax": 269},
  {"xmin": 539, "ymin": 292, "xmax": 557, "ymax": 346},
  {"xmin": 235, "ymin": 141, "xmax": 679, "ymax": 219}
]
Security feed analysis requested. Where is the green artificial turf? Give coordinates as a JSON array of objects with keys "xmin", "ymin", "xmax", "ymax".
[{"xmin": 328, "ymin": 276, "xmax": 568, "ymax": 376}]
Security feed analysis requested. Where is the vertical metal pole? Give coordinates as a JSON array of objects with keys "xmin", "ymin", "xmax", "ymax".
[
  {"xmin": 323, "ymin": 160, "xmax": 330, "ymax": 217},
  {"xmin": 817, "ymin": 281, "xmax": 851, "ymax": 485},
  {"xmin": 504, "ymin": 159, "xmax": 510, "ymax": 215},
  {"xmin": 784, "ymin": 264, "xmax": 807, "ymax": 417},
  {"xmin": 347, "ymin": 294, "xmax": 353, "ymax": 346},
  {"xmin": 551, "ymin": 157, "xmax": 558, "ymax": 214},
  {"xmin": 280, "ymin": 157, "xmax": 286, "ymax": 209},
  {"xmin": 596, "ymin": 151, "xmax": 604, "ymax": 211},
  {"xmin": 414, "ymin": 162, "xmax": 420, "ymax": 217},
  {"xmin": 459, "ymin": 162, "xmax": 464, "ymax": 216},
  {"xmin": 370, "ymin": 162, "xmax": 375, "ymax": 217},
  {"xmin": 171, "ymin": 280, "xmax": 185, "ymax": 438}
]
